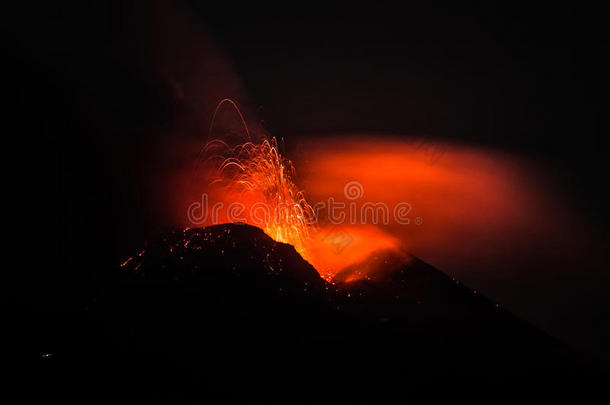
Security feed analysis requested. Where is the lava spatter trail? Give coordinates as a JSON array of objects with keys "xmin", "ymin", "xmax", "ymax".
[
  {"xmin": 199, "ymin": 99, "xmax": 316, "ymax": 258},
  {"xmin": 202, "ymin": 136, "xmax": 316, "ymax": 259}
]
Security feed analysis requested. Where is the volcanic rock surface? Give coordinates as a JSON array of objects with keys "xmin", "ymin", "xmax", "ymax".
[{"xmin": 33, "ymin": 223, "xmax": 593, "ymax": 401}]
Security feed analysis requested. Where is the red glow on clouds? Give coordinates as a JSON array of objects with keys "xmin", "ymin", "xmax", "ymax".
[
  {"xmin": 172, "ymin": 131, "xmax": 600, "ymax": 286},
  {"xmin": 291, "ymin": 136, "xmax": 602, "ymax": 286},
  {"xmin": 306, "ymin": 225, "xmax": 403, "ymax": 281}
]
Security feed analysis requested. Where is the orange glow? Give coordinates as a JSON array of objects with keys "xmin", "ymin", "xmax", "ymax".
[
  {"xmin": 180, "ymin": 101, "xmax": 597, "ymax": 285},
  {"xmin": 188, "ymin": 100, "xmax": 410, "ymax": 282},
  {"xmin": 196, "ymin": 134, "xmax": 405, "ymax": 281},
  {"xmin": 305, "ymin": 225, "xmax": 403, "ymax": 281},
  {"xmin": 290, "ymin": 135, "xmax": 600, "ymax": 288},
  {"xmin": 201, "ymin": 136, "xmax": 315, "ymax": 261}
]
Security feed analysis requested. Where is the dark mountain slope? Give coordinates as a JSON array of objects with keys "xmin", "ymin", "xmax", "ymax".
[{"xmin": 31, "ymin": 223, "xmax": 596, "ymax": 401}]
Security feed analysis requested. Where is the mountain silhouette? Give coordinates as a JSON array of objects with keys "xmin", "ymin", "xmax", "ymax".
[{"xmin": 33, "ymin": 223, "xmax": 596, "ymax": 401}]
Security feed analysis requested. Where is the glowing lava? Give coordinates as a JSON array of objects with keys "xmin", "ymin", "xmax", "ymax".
[
  {"xmin": 197, "ymin": 99, "xmax": 320, "ymax": 272},
  {"xmin": 195, "ymin": 99, "xmax": 404, "ymax": 282},
  {"xmin": 203, "ymin": 136, "xmax": 315, "ymax": 260}
]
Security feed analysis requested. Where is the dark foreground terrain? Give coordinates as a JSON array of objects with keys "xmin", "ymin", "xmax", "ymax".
[{"xmin": 22, "ymin": 224, "xmax": 600, "ymax": 401}]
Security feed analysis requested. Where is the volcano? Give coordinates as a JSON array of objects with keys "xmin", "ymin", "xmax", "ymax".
[{"xmin": 34, "ymin": 223, "xmax": 594, "ymax": 401}]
